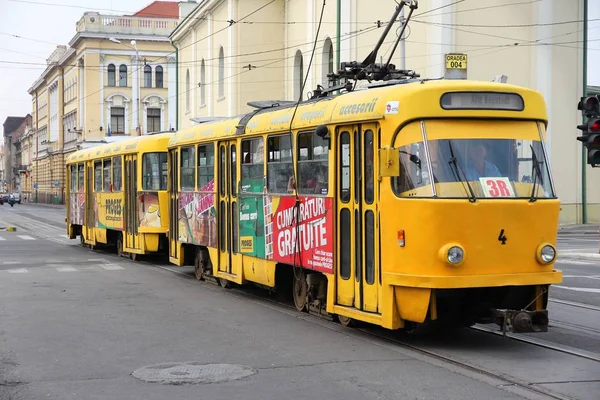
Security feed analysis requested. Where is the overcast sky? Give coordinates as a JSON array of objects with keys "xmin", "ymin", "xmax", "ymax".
[{"xmin": 1, "ymin": 0, "xmax": 600, "ymax": 129}]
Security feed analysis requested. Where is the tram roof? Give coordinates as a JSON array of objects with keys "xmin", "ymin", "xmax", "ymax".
[
  {"xmin": 65, "ymin": 132, "xmax": 175, "ymax": 164},
  {"xmin": 167, "ymin": 79, "xmax": 548, "ymax": 148}
]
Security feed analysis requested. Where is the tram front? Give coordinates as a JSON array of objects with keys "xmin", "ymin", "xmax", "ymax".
[{"xmin": 379, "ymin": 88, "xmax": 562, "ymax": 333}]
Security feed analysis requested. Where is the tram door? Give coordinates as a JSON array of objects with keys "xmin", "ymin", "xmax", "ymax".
[
  {"xmin": 216, "ymin": 140, "xmax": 241, "ymax": 279},
  {"xmin": 124, "ymin": 154, "xmax": 139, "ymax": 250},
  {"xmin": 84, "ymin": 161, "xmax": 95, "ymax": 243},
  {"xmin": 336, "ymin": 124, "xmax": 380, "ymax": 313},
  {"xmin": 168, "ymin": 148, "xmax": 179, "ymax": 260}
]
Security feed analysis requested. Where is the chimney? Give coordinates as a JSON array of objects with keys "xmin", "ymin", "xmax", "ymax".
[{"xmin": 179, "ymin": 0, "xmax": 198, "ymax": 21}]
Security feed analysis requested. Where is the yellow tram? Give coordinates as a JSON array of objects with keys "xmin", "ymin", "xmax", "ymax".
[
  {"xmin": 165, "ymin": 79, "xmax": 562, "ymax": 333},
  {"xmin": 66, "ymin": 133, "xmax": 172, "ymax": 260}
]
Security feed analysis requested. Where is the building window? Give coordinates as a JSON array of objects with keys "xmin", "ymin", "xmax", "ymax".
[
  {"xmin": 185, "ymin": 69, "xmax": 190, "ymax": 112},
  {"xmin": 108, "ymin": 64, "xmax": 116, "ymax": 86},
  {"xmin": 218, "ymin": 47, "xmax": 224, "ymax": 98},
  {"xmin": 200, "ymin": 59, "xmax": 206, "ymax": 106},
  {"xmin": 294, "ymin": 50, "xmax": 304, "ymax": 101},
  {"xmin": 147, "ymin": 108, "xmax": 161, "ymax": 133},
  {"xmin": 155, "ymin": 66, "xmax": 163, "ymax": 88},
  {"xmin": 119, "ymin": 64, "xmax": 127, "ymax": 87},
  {"xmin": 110, "ymin": 107, "xmax": 125, "ymax": 134},
  {"xmin": 144, "ymin": 65, "xmax": 152, "ymax": 88}
]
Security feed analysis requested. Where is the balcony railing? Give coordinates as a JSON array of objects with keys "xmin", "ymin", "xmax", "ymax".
[{"xmin": 76, "ymin": 12, "xmax": 178, "ymax": 37}]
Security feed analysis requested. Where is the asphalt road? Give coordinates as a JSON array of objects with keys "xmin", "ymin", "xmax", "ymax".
[{"xmin": 1, "ymin": 203, "xmax": 599, "ymax": 400}]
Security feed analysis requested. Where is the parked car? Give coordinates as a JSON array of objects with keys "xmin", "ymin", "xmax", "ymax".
[{"xmin": 0, "ymin": 193, "xmax": 9, "ymax": 205}]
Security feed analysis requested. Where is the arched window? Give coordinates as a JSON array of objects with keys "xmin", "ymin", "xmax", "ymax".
[
  {"xmin": 155, "ymin": 66, "xmax": 163, "ymax": 88},
  {"xmin": 218, "ymin": 46, "xmax": 224, "ymax": 98},
  {"xmin": 144, "ymin": 65, "xmax": 152, "ymax": 88},
  {"xmin": 119, "ymin": 64, "xmax": 127, "ymax": 87},
  {"xmin": 293, "ymin": 50, "xmax": 304, "ymax": 101},
  {"xmin": 200, "ymin": 59, "xmax": 206, "ymax": 106},
  {"xmin": 322, "ymin": 38, "xmax": 334, "ymax": 86},
  {"xmin": 108, "ymin": 64, "xmax": 116, "ymax": 86},
  {"xmin": 185, "ymin": 69, "xmax": 190, "ymax": 112}
]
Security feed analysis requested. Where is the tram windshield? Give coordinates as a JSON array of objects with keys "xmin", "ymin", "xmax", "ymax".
[{"xmin": 393, "ymin": 138, "xmax": 555, "ymax": 199}]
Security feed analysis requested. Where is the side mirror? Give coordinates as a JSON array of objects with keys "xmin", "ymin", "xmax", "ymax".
[
  {"xmin": 315, "ymin": 124, "xmax": 331, "ymax": 150},
  {"xmin": 379, "ymin": 146, "xmax": 400, "ymax": 177}
]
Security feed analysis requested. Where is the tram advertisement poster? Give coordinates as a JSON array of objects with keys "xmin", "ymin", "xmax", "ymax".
[
  {"xmin": 97, "ymin": 193, "xmax": 124, "ymax": 231},
  {"xmin": 239, "ymin": 192, "xmax": 334, "ymax": 274},
  {"xmin": 138, "ymin": 192, "xmax": 162, "ymax": 228},
  {"xmin": 69, "ymin": 192, "xmax": 85, "ymax": 226},
  {"xmin": 177, "ymin": 182, "xmax": 217, "ymax": 247}
]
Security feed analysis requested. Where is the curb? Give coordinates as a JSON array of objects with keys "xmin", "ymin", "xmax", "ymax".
[{"xmin": 558, "ymin": 231, "xmax": 599, "ymax": 235}]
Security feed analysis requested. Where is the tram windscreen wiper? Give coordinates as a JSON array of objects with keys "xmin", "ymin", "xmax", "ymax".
[
  {"xmin": 529, "ymin": 144, "xmax": 543, "ymax": 202},
  {"xmin": 447, "ymin": 141, "xmax": 477, "ymax": 202}
]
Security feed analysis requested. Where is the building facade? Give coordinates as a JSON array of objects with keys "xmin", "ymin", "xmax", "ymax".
[
  {"xmin": 170, "ymin": 0, "xmax": 597, "ymax": 224},
  {"xmin": 27, "ymin": 1, "xmax": 179, "ymax": 203},
  {"xmin": 2, "ymin": 115, "xmax": 32, "ymax": 193}
]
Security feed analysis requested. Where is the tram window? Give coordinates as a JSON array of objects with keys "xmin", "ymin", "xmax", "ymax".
[
  {"xmin": 364, "ymin": 130, "xmax": 374, "ymax": 204},
  {"xmin": 78, "ymin": 164, "xmax": 84, "ymax": 190},
  {"xmin": 232, "ymin": 202, "xmax": 239, "ymax": 253},
  {"xmin": 103, "ymin": 159, "xmax": 111, "ymax": 191},
  {"xmin": 220, "ymin": 146, "xmax": 226, "ymax": 196},
  {"xmin": 112, "ymin": 156, "xmax": 122, "ymax": 192},
  {"xmin": 241, "ymin": 138, "xmax": 264, "ymax": 192},
  {"xmin": 339, "ymin": 132, "xmax": 350, "ymax": 203},
  {"xmin": 267, "ymin": 134, "xmax": 293, "ymax": 194},
  {"xmin": 392, "ymin": 142, "xmax": 433, "ymax": 196},
  {"xmin": 180, "ymin": 146, "xmax": 196, "ymax": 191},
  {"xmin": 340, "ymin": 208, "xmax": 351, "ymax": 279},
  {"xmin": 70, "ymin": 166, "xmax": 77, "ymax": 192},
  {"xmin": 142, "ymin": 153, "xmax": 168, "ymax": 190},
  {"xmin": 198, "ymin": 144, "xmax": 214, "ymax": 190},
  {"xmin": 94, "ymin": 161, "xmax": 102, "ymax": 192},
  {"xmin": 365, "ymin": 210, "xmax": 375, "ymax": 285},
  {"xmin": 231, "ymin": 145, "xmax": 237, "ymax": 197},
  {"xmin": 298, "ymin": 131, "xmax": 328, "ymax": 195}
]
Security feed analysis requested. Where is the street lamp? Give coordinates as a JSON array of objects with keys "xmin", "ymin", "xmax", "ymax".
[{"xmin": 108, "ymin": 37, "xmax": 141, "ymax": 136}]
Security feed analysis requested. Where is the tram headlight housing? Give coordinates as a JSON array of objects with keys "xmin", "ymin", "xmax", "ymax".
[
  {"xmin": 536, "ymin": 244, "xmax": 556, "ymax": 265},
  {"xmin": 439, "ymin": 244, "xmax": 465, "ymax": 266}
]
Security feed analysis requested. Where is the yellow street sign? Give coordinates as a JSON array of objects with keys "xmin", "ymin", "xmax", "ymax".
[{"xmin": 445, "ymin": 53, "xmax": 467, "ymax": 70}]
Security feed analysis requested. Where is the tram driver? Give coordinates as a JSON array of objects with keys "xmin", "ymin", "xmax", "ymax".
[{"xmin": 464, "ymin": 140, "xmax": 501, "ymax": 180}]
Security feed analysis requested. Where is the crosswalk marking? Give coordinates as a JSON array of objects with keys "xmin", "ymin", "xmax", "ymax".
[
  {"xmin": 101, "ymin": 264, "xmax": 124, "ymax": 270},
  {"xmin": 56, "ymin": 266, "xmax": 77, "ymax": 272},
  {"xmin": 0, "ymin": 236, "xmax": 5, "ymax": 241},
  {"xmin": 7, "ymin": 268, "xmax": 28, "ymax": 273},
  {"xmin": 1, "ymin": 261, "xmax": 21, "ymax": 265},
  {"xmin": 17, "ymin": 235, "xmax": 35, "ymax": 240}
]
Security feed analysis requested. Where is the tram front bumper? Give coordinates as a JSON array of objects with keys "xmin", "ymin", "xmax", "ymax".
[{"xmin": 383, "ymin": 270, "xmax": 562, "ymax": 288}]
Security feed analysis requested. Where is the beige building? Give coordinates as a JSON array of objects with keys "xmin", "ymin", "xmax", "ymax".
[
  {"xmin": 170, "ymin": 0, "xmax": 597, "ymax": 224},
  {"xmin": 27, "ymin": 1, "xmax": 180, "ymax": 202}
]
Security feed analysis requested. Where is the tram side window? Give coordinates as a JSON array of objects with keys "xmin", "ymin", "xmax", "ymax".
[
  {"xmin": 392, "ymin": 142, "xmax": 432, "ymax": 196},
  {"xmin": 298, "ymin": 131, "xmax": 328, "ymax": 195},
  {"xmin": 142, "ymin": 152, "xmax": 168, "ymax": 190},
  {"xmin": 78, "ymin": 164, "xmax": 84, "ymax": 191},
  {"xmin": 267, "ymin": 134, "xmax": 293, "ymax": 193},
  {"xmin": 198, "ymin": 144, "xmax": 215, "ymax": 190},
  {"xmin": 94, "ymin": 161, "xmax": 102, "ymax": 192},
  {"xmin": 112, "ymin": 156, "xmax": 122, "ymax": 192},
  {"xmin": 70, "ymin": 166, "xmax": 77, "ymax": 192},
  {"xmin": 180, "ymin": 146, "xmax": 196, "ymax": 191},
  {"xmin": 103, "ymin": 159, "xmax": 111, "ymax": 191},
  {"xmin": 241, "ymin": 138, "xmax": 264, "ymax": 192}
]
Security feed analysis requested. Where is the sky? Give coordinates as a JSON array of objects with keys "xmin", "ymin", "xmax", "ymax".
[
  {"xmin": 1, "ymin": 0, "xmax": 600, "ymax": 128},
  {"xmin": 0, "ymin": 0, "xmax": 173, "ymax": 128}
]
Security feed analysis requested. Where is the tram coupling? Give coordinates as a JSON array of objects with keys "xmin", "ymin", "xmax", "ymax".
[{"xmin": 491, "ymin": 309, "xmax": 549, "ymax": 334}]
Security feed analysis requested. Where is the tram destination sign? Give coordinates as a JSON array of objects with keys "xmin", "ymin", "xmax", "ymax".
[{"xmin": 440, "ymin": 92, "xmax": 524, "ymax": 111}]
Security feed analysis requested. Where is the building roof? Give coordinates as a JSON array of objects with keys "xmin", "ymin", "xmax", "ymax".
[
  {"xmin": 3, "ymin": 117, "xmax": 27, "ymax": 136},
  {"xmin": 132, "ymin": 1, "xmax": 179, "ymax": 18}
]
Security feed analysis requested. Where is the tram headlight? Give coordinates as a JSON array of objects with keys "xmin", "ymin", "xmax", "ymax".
[
  {"xmin": 536, "ymin": 244, "xmax": 556, "ymax": 265},
  {"xmin": 439, "ymin": 244, "xmax": 465, "ymax": 266}
]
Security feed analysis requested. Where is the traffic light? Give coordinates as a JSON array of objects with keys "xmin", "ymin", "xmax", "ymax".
[
  {"xmin": 578, "ymin": 95, "xmax": 600, "ymax": 118},
  {"xmin": 576, "ymin": 109, "xmax": 600, "ymax": 166}
]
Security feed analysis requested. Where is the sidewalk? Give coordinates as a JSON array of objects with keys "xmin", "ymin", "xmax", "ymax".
[
  {"xmin": 20, "ymin": 201, "xmax": 65, "ymax": 209},
  {"xmin": 558, "ymin": 223, "xmax": 600, "ymax": 235}
]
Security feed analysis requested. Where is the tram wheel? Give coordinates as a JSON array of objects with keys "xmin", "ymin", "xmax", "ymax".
[
  {"xmin": 194, "ymin": 249, "xmax": 205, "ymax": 281},
  {"xmin": 337, "ymin": 315, "xmax": 355, "ymax": 328},
  {"xmin": 130, "ymin": 252, "xmax": 139, "ymax": 262},
  {"xmin": 218, "ymin": 278, "xmax": 231, "ymax": 289},
  {"xmin": 292, "ymin": 269, "xmax": 307, "ymax": 312}
]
